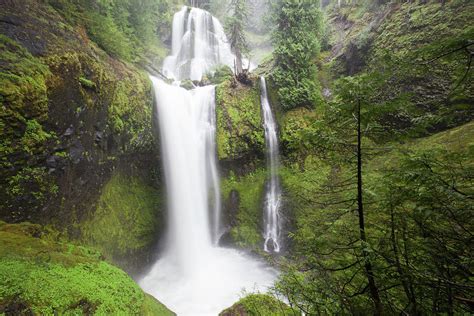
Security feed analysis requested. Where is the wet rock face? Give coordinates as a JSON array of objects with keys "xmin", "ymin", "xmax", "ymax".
[{"xmin": 0, "ymin": 0, "xmax": 157, "ymax": 234}]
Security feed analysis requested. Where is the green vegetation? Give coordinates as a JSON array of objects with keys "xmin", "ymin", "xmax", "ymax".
[
  {"xmin": 0, "ymin": 35, "xmax": 58, "ymax": 216},
  {"xmin": 0, "ymin": 35, "xmax": 52, "ymax": 161},
  {"xmin": 206, "ymin": 65, "xmax": 234, "ymax": 85},
  {"xmin": 221, "ymin": 169, "xmax": 266, "ymax": 248},
  {"xmin": 275, "ymin": 118, "xmax": 474, "ymax": 315},
  {"xmin": 1, "ymin": 0, "xmax": 158, "ymax": 222},
  {"xmin": 269, "ymin": 1, "xmax": 473, "ymax": 314},
  {"xmin": 220, "ymin": 294, "xmax": 295, "ymax": 316},
  {"xmin": 108, "ymin": 70, "xmax": 154, "ymax": 150},
  {"xmin": 225, "ymin": 0, "xmax": 249, "ymax": 75},
  {"xmin": 326, "ymin": 0, "xmax": 474, "ymax": 134},
  {"xmin": 216, "ymin": 79, "xmax": 265, "ymax": 161},
  {"xmin": 78, "ymin": 76, "xmax": 96, "ymax": 89},
  {"xmin": 81, "ymin": 172, "xmax": 162, "ymax": 261},
  {"xmin": 48, "ymin": 0, "xmax": 182, "ymax": 63},
  {"xmin": 1, "ymin": 0, "xmax": 473, "ymax": 314},
  {"xmin": 269, "ymin": 0, "xmax": 323, "ymax": 110},
  {"xmin": 0, "ymin": 221, "xmax": 173, "ymax": 315}
]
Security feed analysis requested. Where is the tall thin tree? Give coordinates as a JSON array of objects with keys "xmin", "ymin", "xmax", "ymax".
[{"xmin": 225, "ymin": 0, "xmax": 249, "ymax": 76}]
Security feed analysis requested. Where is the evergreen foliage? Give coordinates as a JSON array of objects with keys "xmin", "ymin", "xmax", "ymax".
[
  {"xmin": 269, "ymin": 0, "xmax": 323, "ymax": 110},
  {"xmin": 225, "ymin": 0, "xmax": 250, "ymax": 75},
  {"xmin": 48, "ymin": 0, "xmax": 179, "ymax": 62}
]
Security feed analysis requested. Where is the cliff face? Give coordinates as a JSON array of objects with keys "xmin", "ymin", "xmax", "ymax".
[
  {"xmin": 326, "ymin": 0, "xmax": 474, "ymax": 133},
  {"xmin": 0, "ymin": 0, "xmax": 163, "ymax": 272}
]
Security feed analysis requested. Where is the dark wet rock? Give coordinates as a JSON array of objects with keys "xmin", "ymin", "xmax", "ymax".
[
  {"xmin": 1, "ymin": 299, "xmax": 33, "ymax": 316},
  {"xmin": 225, "ymin": 189, "xmax": 240, "ymax": 227},
  {"xmin": 63, "ymin": 126, "xmax": 74, "ymax": 137},
  {"xmin": 218, "ymin": 231, "xmax": 233, "ymax": 247},
  {"xmin": 46, "ymin": 155, "xmax": 58, "ymax": 169},
  {"xmin": 69, "ymin": 141, "xmax": 84, "ymax": 164},
  {"xmin": 94, "ymin": 131, "xmax": 104, "ymax": 143},
  {"xmin": 0, "ymin": 15, "xmax": 20, "ymax": 26}
]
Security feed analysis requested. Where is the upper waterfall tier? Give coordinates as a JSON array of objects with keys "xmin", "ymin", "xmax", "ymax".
[{"xmin": 163, "ymin": 6, "xmax": 235, "ymax": 81}]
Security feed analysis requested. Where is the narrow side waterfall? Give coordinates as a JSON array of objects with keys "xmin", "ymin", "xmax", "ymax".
[
  {"xmin": 163, "ymin": 6, "xmax": 234, "ymax": 81},
  {"xmin": 260, "ymin": 77, "xmax": 282, "ymax": 253},
  {"xmin": 140, "ymin": 7, "xmax": 277, "ymax": 316}
]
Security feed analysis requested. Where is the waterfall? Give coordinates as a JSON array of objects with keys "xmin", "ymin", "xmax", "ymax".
[
  {"xmin": 147, "ymin": 79, "xmax": 220, "ymax": 268},
  {"xmin": 260, "ymin": 77, "xmax": 282, "ymax": 253},
  {"xmin": 140, "ymin": 7, "xmax": 276, "ymax": 316},
  {"xmin": 163, "ymin": 6, "xmax": 235, "ymax": 81}
]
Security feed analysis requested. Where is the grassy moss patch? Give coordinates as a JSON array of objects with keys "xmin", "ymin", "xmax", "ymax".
[
  {"xmin": 220, "ymin": 294, "xmax": 295, "ymax": 316},
  {"xmin": 0, "ymin": 221, "xmax": 174, "ymax": 315}
]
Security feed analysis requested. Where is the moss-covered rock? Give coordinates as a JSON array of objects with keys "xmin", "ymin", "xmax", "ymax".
[
  {"xmin": 0, "ymin": 221, "xmax": 174, "ymax": 315},
  {"xmin": 0, "ymin": 0, "xmax": 160, "ymax": 271},
  {"xmin": 207, "ymin": 65, "xmax": 233, "ymax": 85},
  {"xmin": 219, "ymin": 294, "xmax": 295, "ymax": 316},
  {"xmin": 221, "ymin": 169, "xmax": 267, "ymax": 249},
  {"xmin": 0, "ymin": 33, "xmax": 58, "ymax": 219},
  {"xmin": 81, "ymin": 171, "xmax": 162, "ymax": 272},
  {"xmin": 216, "ymin": 79, "xmax": 265, "ymax": 163}
]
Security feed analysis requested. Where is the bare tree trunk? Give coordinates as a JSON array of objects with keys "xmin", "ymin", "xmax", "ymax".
[
  {"xmin": 356, "ymin": 99, "xmax": 383, "ymax": 315},
  {"xmin": 235, "ymin": 50, "xmax": 243, "ymax": 75}
]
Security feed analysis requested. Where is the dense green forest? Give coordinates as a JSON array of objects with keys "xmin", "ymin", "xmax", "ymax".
[{"xmin": 0, "ymin": 0, "xmax": 472, "ymax": 315}]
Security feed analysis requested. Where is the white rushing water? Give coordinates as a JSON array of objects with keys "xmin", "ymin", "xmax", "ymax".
[
  {"xmin": 140, "ymin": 7, "xmax": 277, "ymax": 316},
  {"xmin": 163, "ymin": 6, "xmax": 235, "ymax": 81},
  {"xmin": 260, "ymin": 77, "xmax": 282, "ymax": 253}
]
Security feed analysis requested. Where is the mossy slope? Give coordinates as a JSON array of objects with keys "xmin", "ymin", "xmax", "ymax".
[
  {"xmin": 81, "ymin": 171, "xmax": 163, "ymax": 271},
  {"xmin": 219, "ymin": 294, "xmax": 295, "ymax": 316},
  {"xmin": 0, "ymin": 221, "xmax": 174, "ymax": 315}
]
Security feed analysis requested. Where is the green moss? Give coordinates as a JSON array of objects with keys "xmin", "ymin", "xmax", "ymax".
[
  {"xmin": 220, "ymin": 294, "xmax": 295, "ymax": 316},
  {"xmin": 207, "ymin": 65, "xmax": 233, "ymax": 85},
  {"xmin": 179, "ymin": 79, "xmax": 195, "ymax": 90},
  {"xmin": 21, "ymin": 119, "xmax": 54, "ymax": 155},
  {"xmin": 7, "ymin": 167, "xmax": 58, "ymax": 204},
  {"xmin": 141, "ymin": 294, "xmax": 175, "ymax": 316},
  {"xmin": 81, "ymin": 172, "xmax": 161, "ymax": 260},
  {"xmin": 280, "ymin": 107, "xmax": 321, "ymax": 161},
  {"xmin": 414, "ymin": 120, "xmax": 474, "ymax": 153},
  {"xmin": 0, "ymin": 35, "xmax": 52, "ymax": 158},
  {"xmin": 371, "ymin": 121, "xmax": 474, "ymax": 172},
  {"xmin": 108, "ymin": 70, "xmax": 154, "ymax": 150},
  {"xmin": 0, "ymin": 221, "xmax": 173, "ymax": 315},
  {"xmin": 0, "ymin": 35, "xmax": 50, "ymax": 119},
  {"xmin": 221, "ymin": 169, "xmax": 267, "ymax": 248},
  {"xmin": 373, "ymin": 1, "xmax": 473, "ymax": 58},
  {"xmin": 78, "ymin": 76, "xmax": 96, "ymax": 89},
  {"xmin": 216, "ymin": 80, "xmax": 265, "ymax": 161},
  {"xmin": 0, "ymin": 35, "xmax": 59, "ymax": 215}
]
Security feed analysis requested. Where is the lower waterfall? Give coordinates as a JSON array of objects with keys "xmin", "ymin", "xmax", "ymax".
[{"xmin": 140, "ymin": 77, "xmax": 277, "ymax": 316}]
